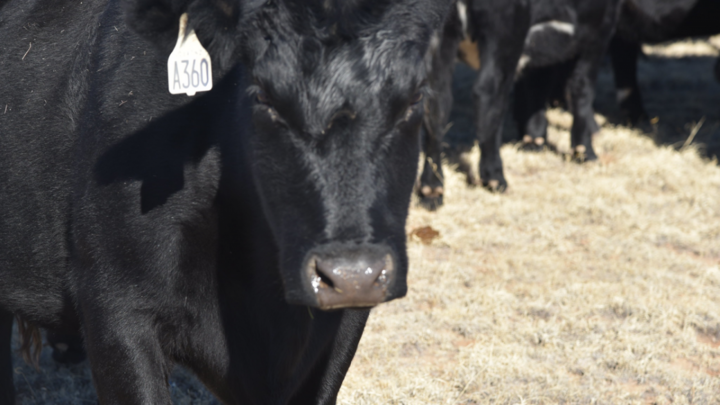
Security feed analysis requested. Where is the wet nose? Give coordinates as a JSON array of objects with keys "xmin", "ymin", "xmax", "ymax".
[{"xmin": 306, "ymin": 248, "xmax": 394, "ymax": 310}]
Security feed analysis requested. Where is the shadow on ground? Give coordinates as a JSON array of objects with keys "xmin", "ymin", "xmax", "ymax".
[{"xmin": 11, "ymin": 325, "xmax": 218, "ymax": 404}]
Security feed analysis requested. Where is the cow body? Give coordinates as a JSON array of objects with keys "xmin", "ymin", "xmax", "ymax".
[
  {"xmin": 417, "ymin": 0, "xmax": 621, "ymax": 206},
  {"xmin": 610, "ymin": 0, "xmax": 720, "ymax": 124},
  {"xmin": 0, "ymin": 0, "xmax": 450, "ymax": 403}
]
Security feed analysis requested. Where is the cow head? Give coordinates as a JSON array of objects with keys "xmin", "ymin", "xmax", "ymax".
[{"xmin": 124, "ymin": 0, "xmax": 451, "ymax": 310}]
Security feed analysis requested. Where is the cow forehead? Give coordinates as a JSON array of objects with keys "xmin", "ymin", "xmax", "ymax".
[
  {"xmin": 248, "ymin": 12, "xmax": 429, "ymax": 97},
  {"xmin": 244, "ymin": 0, "xmax": 442, "ymax": 74},
  {"xmin": 241, "ymin": 0, "xmax": 445, "ymax": 127},
  {"xmin": 251, "ymin": 33, "xmax": 425, "ymax": 133},
  {"xmin": 256, "ymin": 33, "xmax": 424, "ymax": 90}
]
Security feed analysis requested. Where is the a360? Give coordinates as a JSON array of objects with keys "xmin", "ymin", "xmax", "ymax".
[{"xmin": 178, "ymin": 58, "xmax": 209, "ymax": 89}]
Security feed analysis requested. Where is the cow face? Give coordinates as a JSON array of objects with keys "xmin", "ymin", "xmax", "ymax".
[
  {"xmin": 241, "ymin": 0, "xmax": 449, "ymax": 310},
  {"xmin": 124, "ymin": 0, "xmax": 450, "ymax": 310}
]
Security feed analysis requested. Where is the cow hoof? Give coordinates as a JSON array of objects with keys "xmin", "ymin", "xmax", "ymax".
[
  {"xmin": 483, "ymin": 178, "xmax": 507, "ymax": 193},
  {"xmin": 519, "ymin": 141, "xmax": 542, "ymax": 152},
  {"xmin": 572, "ymin": 145, "xmax": 586, "ymax": 162},
  {"xmin": 420, "ymin": 185, "xmax": 443, "ymax": 198},
  {"xmin": 466, "ymin": 173, "xmax": 480, "ymax": 187},
  {"xmin": 418, "ymin": 186, "xmax": 444, "ymax": 210},
  {"xmin": 418, "ymin": 195, "xmax": 443, "ymax": 211},
  {"xmin": 572, "ymin": 145, "xmax": 597, "ymax": 163},
  {"xmin": 520, "ymin": 135, "xmax": 554, "ymax": 153},
  {"xmin": 453, "ymin": 157, "xmax": 478, "ymax": 187}
]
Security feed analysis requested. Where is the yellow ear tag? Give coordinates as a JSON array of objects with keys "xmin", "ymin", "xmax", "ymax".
[{"xmin": 167, "ymin": 13, "xmax": 213, "ymax": 96}]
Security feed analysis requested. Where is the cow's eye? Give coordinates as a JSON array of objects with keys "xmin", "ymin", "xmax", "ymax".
[
  {"xmin": 403, "ymin": 91, "xmax": 425, "ymax": 122},
  {"xmin": 256, "ymin": 88, "xmax": 271, "ymax": 105},
  {"xmin": 411, "ymin": 91, "xmax": 424, "ymax": 105}
]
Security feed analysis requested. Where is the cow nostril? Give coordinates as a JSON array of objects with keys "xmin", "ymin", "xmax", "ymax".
[
  {"xmin": 314, "ymin": 265, "xmax": 335, "ymax": 290},
  {"xmin": 309, "ymin": 256, "xmax": 339, "ymax": 293}
]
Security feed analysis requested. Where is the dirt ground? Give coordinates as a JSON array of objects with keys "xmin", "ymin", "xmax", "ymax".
[{"xmin": 11, "ymin": 38, "xmax": 720, "ymax": 404}]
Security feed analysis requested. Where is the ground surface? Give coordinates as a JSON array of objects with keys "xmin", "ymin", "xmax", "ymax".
[{"xmin": 12, "ymin": 38, "xmax": 720, "ymax": 404}]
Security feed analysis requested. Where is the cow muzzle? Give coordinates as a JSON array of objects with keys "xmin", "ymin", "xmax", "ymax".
[{"xmin": 304, "ymin": 245, "xmax": 395, "ymax": 310}]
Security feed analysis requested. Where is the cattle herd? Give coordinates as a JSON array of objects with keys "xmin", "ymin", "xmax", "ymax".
[
  {"xmin": 0, "ymin": 0, "xmax": 717, "ymax": 404},
  {"xmin": 417, "ymin": 0, "xmax": 720, "ymax": 209}
]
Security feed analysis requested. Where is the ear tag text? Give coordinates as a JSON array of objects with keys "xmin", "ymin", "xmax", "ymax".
[{"xmin": 168, "ymin": 13, "xmax": 213, "ymax": 96}]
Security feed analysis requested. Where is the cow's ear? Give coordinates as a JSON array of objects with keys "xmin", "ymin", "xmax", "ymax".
[{"xmin": 123, "ymin": 0, "xmax": 265, "ymax": 66}]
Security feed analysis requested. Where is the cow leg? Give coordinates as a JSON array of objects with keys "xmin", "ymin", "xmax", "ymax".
[
  {"xmin": 0, "ymin": 310, "xmax": 14, "ymax": 405},
  {"xmin": 473, "ymin": 9, "xmax": 529, "ymax": 192},
  {"xmin": 514, "ymin": 67, "xmax": 555, "ymax": 152},
  {"xmin": 475, "ymin": 65, "xmax": 516, "ymax": 192},
  {"xmin": 418, "ymin": 16, "xmax": 462, "ymax": 210},
  {"xmin": 81, "ymin": 308, "xmax": 172, "ymax": 404},
  {"xmin": 566, "ymin": 55, "xmax": 602, "ymax": 162},
  {"xmin": 609, "ymin": 36, "xmax": 646, "ymax": 125},
  {"xmin": 418, "ymin": 119, "xmax": 447, "ymax": 210}
]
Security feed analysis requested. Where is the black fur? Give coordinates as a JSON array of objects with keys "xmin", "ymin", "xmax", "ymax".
[
  {"xmin": 0, "ymin": 0, "xmax": 452, "ymax": 403},
  {"xmin": 610, "ymin": 0, "xmax": 720, "ymax": 124}
]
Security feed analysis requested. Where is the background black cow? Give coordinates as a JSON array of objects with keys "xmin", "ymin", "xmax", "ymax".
[
  {"xmin": 0, "ymin": 0, "xmax": 451, "ymax": 403},
  {"xmin": 610, "ymin": 0, "xmax": 720, "ymax": 124},
  {"xmin": 417, "ymin": 0, "xmax": 623, "ymax": 208}
]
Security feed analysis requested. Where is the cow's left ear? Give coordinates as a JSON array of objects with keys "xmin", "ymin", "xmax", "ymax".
[{"xmin": 123, "ymin": 0, "xmax": 265, "ymax": 67}]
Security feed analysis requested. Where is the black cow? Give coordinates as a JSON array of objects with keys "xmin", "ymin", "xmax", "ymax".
[
  {"xmin": 610, "ymin": 0, "xmax": 720, "ymax": 124},
  {"xmin": 0, "ymin": 0, "xmax": 451, "ymax": 403},
  {"xmin": 417, "ymin": 0, "xmax": 622, "ymax": 207}
]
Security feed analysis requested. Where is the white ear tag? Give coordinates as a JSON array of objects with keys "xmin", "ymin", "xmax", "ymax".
[{"xmin": 168, "ymin": 13, "xmax": 213, "ymax": 96}]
